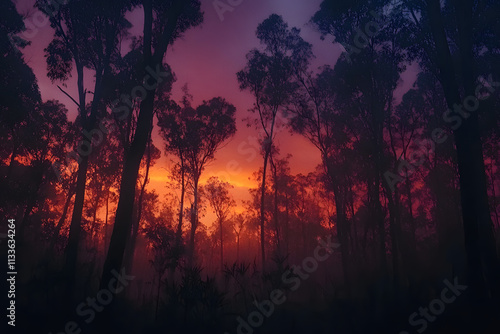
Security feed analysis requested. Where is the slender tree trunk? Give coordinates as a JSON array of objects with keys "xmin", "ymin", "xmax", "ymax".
[
  {"xmin": 92, "ymin": 194, "xmax": 100, "ymax": 250},
  {"xmin": 285, "ymin": 192, "xmax": 290, "ymax": 258},
  {"xmin": 260, "ymin": 148, "xmax": 270, "ymax": 272},
  {"xmin": 219, "ymin": 217, "xmax": 224, "ymax": 270},
  {"xmin": 173, "ymin": 155, "xmax": 186, "ymax": 272},
  {"xmin": 374, "ymin": 160, "xmax": 388, "ymax": 276},
  {"xmin": 188, "ymin": 176, "xmax": 200, "ymax": 266},
  {"xmin": 236, "ymin": 233, "xmax": 240, "ymax": 261},
  {"xmin": 386, "ymin": 189, "xmax": 400, "ymax": 290},
  {"xmin": 104, "ymin": 188, "xmax": 110, "ymax": 256},
  {"xmin": 273, "ymin": 164, "xmax": 281, "ymax": 256},
  {"xmin": 177, "ymin": 162, "xmax": 185, "ymax": 241},
  {"xmin": 333, "ymin": 187, "xmax": 350, "ymax": 286},
  {"xmin": 50, "ymin": 185, "xmax": 76, "ymax": 251},
  {"xmin": 64, "ymin": 66, "xmax": 103, "ymax": 300}
]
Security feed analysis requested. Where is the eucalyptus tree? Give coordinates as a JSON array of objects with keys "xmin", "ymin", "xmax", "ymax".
[
  {"xmin": 396, "ymin": 0, "xmax": 500, "ymax": 300},
  {"xmin": 310, "ymin": 1, "xmax": 409, "ymax": 288},
  {"xmin": 157, "ymin": 93, "xmax": 191, "ymax": 260},
  {"xmin": 36, "ymin": 0, "xmax": 133, "ymax": 294},
  {"xmin": 237, "ymin": 14, "xmax": 312, "ymax": 271},
  {"xmin": 158, "ymin": 97, "xmax": 236, "ymax": 265},
  {"xmin": 101, "ymin": 0, "xmax": 203, "ymax": 291}
]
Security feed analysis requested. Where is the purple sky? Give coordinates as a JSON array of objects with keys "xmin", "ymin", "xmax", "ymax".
[{"xmin": 14, "ymin": 0, "xmax": 416, "ymax": 222}]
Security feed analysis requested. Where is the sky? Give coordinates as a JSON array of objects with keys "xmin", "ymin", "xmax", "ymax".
[{"xmin": 14, "ymin": 0, "xmax": 415, "ymax": 225}]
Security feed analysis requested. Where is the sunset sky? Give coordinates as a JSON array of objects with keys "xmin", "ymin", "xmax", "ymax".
[{"xmin": 15, "ymin": 0, "xmax": 415, "ymax": 223}]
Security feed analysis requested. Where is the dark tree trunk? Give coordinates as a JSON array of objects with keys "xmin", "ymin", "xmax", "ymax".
[
  {"xmin": 426, "ymin": 0, "xmax": 500, "ymax": 300},
  {"xmin": 100, "ymin": 92, "xmax": 155, "ymax": 289},
  {"xmin": 125, "ymin": 136, "xmax": 152, "ymax": 273},
  {"xmin": 236, "ymin": 233, "xmax": 240, "ymax": 261},
  {"xmin": 50, "ymin": 184, "xmax": 76, "ymax": 251},
  {"xmin": 188, "ymin": 176, "xmax": 200, "ymax": 266},
  {"xmin": 64, "ymin": 66, "xmax": 103, "ymax": 299},
  {"xmin": 173, "ymin": 154, "xmax": 186, "ymax": 271},
  {"xmin": 64, "ymin": 154, "xmax": 89, "ymax": 294},
  {"xmin": 219, "ymin": 217, "xmax": 223, "ymax": 270},
  {"xmin": 273, "ymin": 163, "xmax": 281, "ymax": 256},
  {"xmin": 260, "ymin": 148, "xmax": 270, "ymax": 272},
  {"xmin": 99, "ymin": 0, "xmax": 185, "ymax": 293}
]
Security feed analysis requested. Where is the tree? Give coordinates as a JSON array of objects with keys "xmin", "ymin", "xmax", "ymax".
[
  {"xmin": 310, "ymin": 0, "xmax": 410, "ymax": 292},
  {"xmin": 204, "ymin": 176, "xmax": 236, "ymax": 270},
  {"xmin": 20, "ymin": 101, "xmax": 70, "ymax": 228},
  {"xmin": 237, "ymin": 14, "xmax": 312, "ymax": 271},
  {"xmin": 231, "ymin": 214, "xmax": 246, "ymax": 261},
  {"xmin": 36, "ymin": 0, "xmax": 133, "ymax": 297},
  {"xmin": 157, "ymin": 89, "xmax": 192, "ymax": 265},
  {"xmin": 0, "ymin": 0, "xmax": 41, "ymax": 177},
  {"xmin": 399, "ymin": 0, "xmax": 500, "ymax": 300},
  {"xmin": 101, "ymin": 0, "xmax": 203, "ymax": 293},
  {"xmin": 158, "ymin": 96, "xmax": 237, "ymax": 266},
  {"xmin": 143, "ymin": 206, "xmax": 177, "ymax": 320}
]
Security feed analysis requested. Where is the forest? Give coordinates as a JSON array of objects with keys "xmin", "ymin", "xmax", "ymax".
[{"xmin": 0, "ymin": 0, "xmax": 499, "ymax": 333}]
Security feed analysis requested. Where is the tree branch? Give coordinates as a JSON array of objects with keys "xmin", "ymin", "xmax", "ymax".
[{"xmin": 57, "ymin": 85, "xmax": 80, "ymax": 108}]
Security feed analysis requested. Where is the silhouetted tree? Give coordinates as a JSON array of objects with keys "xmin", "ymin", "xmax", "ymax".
[
  {"xmin": 237, "ymin": 14, "xmax": 312, "ymax": 271},
  {"xmin": 204, "ymin": 176, "xmax": 235, "ymax": 270},
  {"xmin": 37, "ymin": 0, "xmax": 133, "ymax": 296},
  {"xmin": 101, "ymin": 0, "xmax": 203, "ymax": 293}
]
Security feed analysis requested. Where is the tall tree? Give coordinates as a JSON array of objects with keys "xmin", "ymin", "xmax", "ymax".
[
  {"xmin": 237, "ymin": 14, "xmax": 312, "ymax": 271},
  {"xmin": 400, "ymin": 0, "xmax": 500, "ymax": 300},
  {"xmin": 157, "ymin": 91, "xmax": 191, "ymax": 264},
  {"xmin": 101, "ymin": 0, "xmax": 203, "ymax": 292},
  {"xmin": 37, "ymin": 0, "xmax": 133, "ymax": 296}
]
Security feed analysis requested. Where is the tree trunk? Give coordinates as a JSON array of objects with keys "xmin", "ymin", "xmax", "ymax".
[
  {"xmin": 125, "ymin": 137, "xmax": 152, "ymax": 273},
  {"xmin": 100, "ymin": 94, "xmax": 154, "ymax": 289},
  {"xmin": 104, "ymin": 188, "xmax": 110, "ymax": 256},
  {"xmin": 219, "ymin": 217, "xmax": 224, "ymax": 270},
  {"xmin": 188, "ymin": 175, "xmax": 200, "ymax": 266},
  {"xmin": 236, "ymin": 233, "xmax": 240, "ymax": 261},
  {"xmin": 99, "ymin": 0, "xmax": 185, "ymax": 292},
  {"xmin": 64, "ymin": 65, "xmax": 103, "ymax": 299},
  {"xmin": 50, "ymin": 184, "xmax": 76, "ymax": 251},
  {"xmin": 173, "ymin": 154, "xmax": 186, "ymax": 271},
  {"xmin": 426, "ymin": 0, "xmax": 500, "ymax": 300},
  {"xmin": 64, "ymin": 154, "xmax": 89, "ymax": 294},
  {"xmin": 272, "ymin": 161, "xmax": 281, "ymax": 256},
  {"xmin": 260, "ymin": 148, "xmax": 270, "ymax": 272}
]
